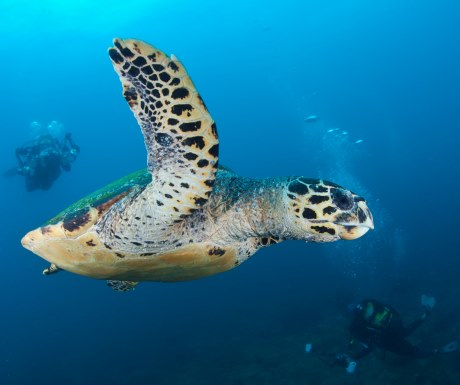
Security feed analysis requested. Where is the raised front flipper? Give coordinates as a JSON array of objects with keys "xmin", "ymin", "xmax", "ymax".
[{"xmin": 108, "ymin": 39, "xmax": 219, "ymax": 223}]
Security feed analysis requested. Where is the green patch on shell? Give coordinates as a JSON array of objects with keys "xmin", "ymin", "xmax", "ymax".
[{"xmin": 44, "ymin": 169, "xmax": 152, "ymax": 226}]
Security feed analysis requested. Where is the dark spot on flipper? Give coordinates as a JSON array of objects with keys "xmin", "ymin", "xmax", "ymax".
[
  {"xmin": 127, "ymin": 66, "xmax": 140, "ymax": 77},
  {"xmin": 208, "ymin": 144, "xmax": 218, "ymax": 158},
  {"xmin": 132, "ymin": 56, "xmax": 147, "ymax": 66},
  {"xmin": 209, "ymin": 247, "xmax": 226, "ymax": 256},
  {"xmin": 115, "ymin": 252, "xmax": 125, "ymax": 258},
  {"xmin": 182, "ymin": 136, "xmax": 205, "ymax": 150},
  {"xmin": 86, "ymin": 240, "xmax": 96, "ymax": 247},
  {"xmin": 179, "ymin": 121, "xmax": 201, "ymax": 132},
  {"xmin": 184, "ymin": 152, "xmax": 198, "ymax": 161},
  {"xmin": 180, "ymin": 182, "xmax": 190, "ymax": 188},
  {"xmin": 197, "ymin": 159, "xmax": 209, "ymax": 168},
  {"xmin": 288, "ymin": 180, "xmax": 309, "ymax": 195},
  {"xmin": 311, "ymin": 226, "xmax": 336, "ymax": 235},
  {"xmin": 168, "ymin": 61, "xmax": 179, "ymax": 72},
  {"xmin": 171, "ymin": 87, "xmax": 190, "ymax": 100},
  {"xmin": 114, "ymin": 40, "xmax": 134, "ymax": 58},
  {"xmin": 159, "ymin": 72, "xmax": 171, "ymax": 82},
  {"xmin": 310, "ymin": 195, "xmax": 329, "ymax": 204},
  {"xmin": 155, "ymin": 132, "xmax": 174, "ymax": 147},
  {"xmin": 171, "ymin": 104, "xmax": 193, "ymax": 116},
  {"xmin": 141, "ymin": 65, "xmax": 153, "ymax": 75},
  {"xmin": 302, "ymin": 208, "xmax": 317, "ymax": 219},
  {"xmin": 131, "ymin": 241, "xmax": 142, "ymax": 246},
  {"xmin": 108, "ymin": 48, "xmax": 124, "ymax": 64},
  {"xmin": 168, "ymin": 118, "xmax": 179, "ymax": 125}
]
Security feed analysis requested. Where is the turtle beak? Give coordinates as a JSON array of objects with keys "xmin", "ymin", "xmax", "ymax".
[
  {"xmin": 338, "ymin": 224, "xmax": 372, "ymax": 240},
  {"xmin": 337, "ymin": 201, "xmax": 374, "ymax": 240}
]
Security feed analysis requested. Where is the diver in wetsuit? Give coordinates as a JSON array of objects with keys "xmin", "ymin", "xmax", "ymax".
[
  {"xmin": 16, "ymin": 133, "xmax": 62, "ymax": 191},
  {"xmin": 15, "ymin": 128, "xmax": 80, "ymax": 191},
  {"xmin": 346, "ymin": 298, "xmax": 436, "ymax": 360},
  {"xmin": 331, "ymin": 295, "xmax": 460, "ymax": 373}
]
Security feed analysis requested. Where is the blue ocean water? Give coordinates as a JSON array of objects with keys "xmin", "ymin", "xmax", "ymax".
[{"xmin": 1, "ymin": 0, "xmax": 459, "ymax": 383}]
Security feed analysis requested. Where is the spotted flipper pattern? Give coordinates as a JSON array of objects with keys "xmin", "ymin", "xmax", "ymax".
[
  {"xmin": 108, "ymin": 39, "xmax": 219, "ymax": 225},
  {"xmin": 107, "ymin": 280, "xmax": 139, "ymax": 292}
]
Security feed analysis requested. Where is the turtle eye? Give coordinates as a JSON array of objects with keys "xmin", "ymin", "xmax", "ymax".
[{"xmin": 331, "ymin": 189, "xmax": 354, "ymax": 211}]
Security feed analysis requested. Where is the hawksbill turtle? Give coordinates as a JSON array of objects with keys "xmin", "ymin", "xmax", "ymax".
[{"xmin": 21, "ymin": 38, "xmax": 374, "ymax": 292}]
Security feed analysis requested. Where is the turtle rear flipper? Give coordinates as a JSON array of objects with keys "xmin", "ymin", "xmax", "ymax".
[
  {"xmin": 43, "ymin": 263, "xmax": 61, "ymax": 276},
  {"xmin": 107, "ymin": 280, "xmax": 139, "ymax": 292},
  {"xmin": 108, "ymin": 39, "xmax": 219, "ymax": 226}
]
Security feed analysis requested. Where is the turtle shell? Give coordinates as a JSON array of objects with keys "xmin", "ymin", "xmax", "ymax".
[{"xmin": 45, "ymin": 168, "xmax": 151, "ymax": 227}]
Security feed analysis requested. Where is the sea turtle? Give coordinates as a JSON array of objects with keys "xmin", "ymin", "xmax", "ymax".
[{"xmin": 21, "ymin": 38, "xmax": 374, "ymax": 292}]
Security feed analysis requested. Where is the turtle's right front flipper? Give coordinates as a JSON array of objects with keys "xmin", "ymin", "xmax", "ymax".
[{"xmin": 108, "ymin": 39, "xmax": 219, "ymax": 224}]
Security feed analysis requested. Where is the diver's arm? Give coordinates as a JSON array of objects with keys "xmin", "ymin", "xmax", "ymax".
[
  {"xmin": 64, "ymin": 133, "xmax": 80, "ymax": 154},
  {"xmin": 348, "ymin": 333, "xmax": 373, "ymax": 360},
  {"xmin": 351, "ymin": 344, "xmax": 373, "ymax": 360},
  {"xmin": 16, "ymin": 148, "xmax": 25, "ymax": 168}
]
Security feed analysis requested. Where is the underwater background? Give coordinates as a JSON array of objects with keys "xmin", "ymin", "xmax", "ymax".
[{"xmin": 1, "ymin": 0, "xmax": 459, "ymax": 384}]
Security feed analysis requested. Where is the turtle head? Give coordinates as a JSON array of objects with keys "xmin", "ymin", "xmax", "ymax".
[{"xmin": 285, "ymin": 178, "xmax": 374, "ymax": 242}]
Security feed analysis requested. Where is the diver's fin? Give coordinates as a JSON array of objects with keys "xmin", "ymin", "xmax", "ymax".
[
  {"xmin": 3, "ymin": 167, "xmax": 18, "ymax": 178},
  {"xmin": 438, "ymin": 339, "xmax": 460, "ymax": 354},
  {"xmin": 107, "ymin": 280, "xmax": 139, "ymax": 292},
  {"xmin": 43, "ymin": 263, "xmax": 61, "ymax": 276},
  {"xmin": 421, "ymin": 294, "xmax": 436, "ymax": 311}
]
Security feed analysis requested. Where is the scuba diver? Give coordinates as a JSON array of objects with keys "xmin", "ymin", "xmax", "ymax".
[
  {"xmin": 14, "ymin": 121, "xmax": 80, "ymax": 191},
  {"xmin": 330, "ymin": 296, "xmax": 460, "ymax": 372}
]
